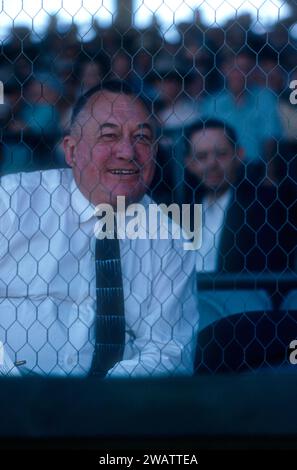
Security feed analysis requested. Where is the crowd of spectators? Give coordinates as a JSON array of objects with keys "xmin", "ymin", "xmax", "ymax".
[{"xmin": 0, "ymin": 12, "xmax": 296, "ymax": 168}]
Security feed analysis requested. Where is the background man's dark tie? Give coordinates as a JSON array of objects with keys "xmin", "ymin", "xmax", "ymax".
[{"xmin": 89, "ymin": 226, "xmax": 125, "ymax": 377}]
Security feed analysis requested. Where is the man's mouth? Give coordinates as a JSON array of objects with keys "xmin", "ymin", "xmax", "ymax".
[
  {"xmin": 108, "ymin": 169, "xmax": 139, "ymax": 175},
  {"xmin": 206, "ymin": 172, "xmax": 222, "ymax": 180}
]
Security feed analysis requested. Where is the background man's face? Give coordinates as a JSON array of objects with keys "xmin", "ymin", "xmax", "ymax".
[
  {"xmin": 223, "ymin": 55, "xmax": 254, "ymax": 95},
  {"xmin": 186, "ymin": 128, "xmax": 239, "ymax": 193},
  {"xmin": 65, "ymin": 91, "xmax": 156, "ymax": 207}
]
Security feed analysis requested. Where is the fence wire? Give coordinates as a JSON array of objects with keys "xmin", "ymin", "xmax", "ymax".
[{"xmin": 0, "ymin": 1, "xmax": 297, "ymax": 377}]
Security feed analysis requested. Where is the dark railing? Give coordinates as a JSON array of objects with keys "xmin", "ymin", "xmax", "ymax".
[
  {"xmin": 197, "ymin": 272, "xmax": 297, "ymax": 309},
  {"xmin": 0, "ymin": 374, "xmax": 297, "ymax": 449}
]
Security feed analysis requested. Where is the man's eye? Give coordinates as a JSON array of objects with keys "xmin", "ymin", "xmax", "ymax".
[
  {"xmin": 195, "ymin": 153, "xmax": 207, "ymax": 161},
  {"xmin": 134, "ymin": 134, "xmax": 152, "ymax": 144},
  {"xmin": 216, "ymin": 151, "xmax": 228, "ymax": 158},
  {"xmin": 100, "ymin": 133, "xmax": 118, "ymax": 141}
]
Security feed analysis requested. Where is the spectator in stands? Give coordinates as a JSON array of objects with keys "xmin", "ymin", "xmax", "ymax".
[
  {"xmin": 201, "ymin": 49, "xmax": 283, "ymax": 182},
  {"xmin": 145, "ymin": 64, "xmax": 204, "ymax": 210},
  {"xmin": 0, "ymin": 80, "xmax": 198, "ymax": 378},
  {"xmin": 181, "ymin": 118, "xmax": 297, "ymax": 328},
  {"xmin": 0, "ymin": 78, "xmax": 25, "ymax": 175},
  {"xmin": 183, "ymin": 118, "xmax": 295, "ymax": 273},
  {"xmin": 149, "ymin": 67, "xmax": 202, "ymax": 131},
  {"xmin": 254, "ymin": 46, "xmax": 297, "ymax": 145},
  {"xmin": 110, "ymin": 51, "xmax": 132, "ymax": 81},
  {"xmin": 0, "ymin": 74, "xmax": 64, "ymax": 174},
  {"xmin": 21, "ymin": 74, "xmax": 62, "ymax": 135},
  {"xmin": 76, "ymin": 55, "xmax": 110, "ymax": 95}
]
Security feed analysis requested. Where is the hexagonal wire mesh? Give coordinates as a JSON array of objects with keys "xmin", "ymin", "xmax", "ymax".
[{"xmin": 0, "ymin": 1, "xmax": 297, "ymax": 378}]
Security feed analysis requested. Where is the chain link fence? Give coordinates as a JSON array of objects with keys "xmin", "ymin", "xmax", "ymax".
[{"xmin": 0, "ymin": 1, "xmax": 297, "ymax": 377}]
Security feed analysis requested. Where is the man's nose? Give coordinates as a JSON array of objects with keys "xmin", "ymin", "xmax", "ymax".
[
  {"xmin": 115, "ymin": 138, "xmax": 135, "ymax": 160},
  {"xmin": 207, "ymin": 153, "xmax": 218, "ymax": 167}
]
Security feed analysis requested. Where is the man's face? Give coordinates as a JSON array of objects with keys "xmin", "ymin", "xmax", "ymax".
[
  {"xmin": 64, "ymin": 91, "xmax": 156, "ymax": 207},
  {"xmin": 154, "ymin": 77, "xmax": 181, "ymax": 102},
  {"xmin": 223, "ymin": 55, "xmax": 254, "ymax": 95},
  {"xmin": 186, "ymin": 128, "xmax": 240, "ymax": 193}
]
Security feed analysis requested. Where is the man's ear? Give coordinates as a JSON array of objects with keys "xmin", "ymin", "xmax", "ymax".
[
  {"xmin": 153, "ymin": 142, "xmax": 158, "ymax": 161},
  {"xmin": 185, "ymin": 154, "xmax": 193, "ymax": 170},
  {"xmin": 236, "ymin": 146, "xmax": 245, "ymax": 162},
  {"xmin": 63, "ymin": 135, "xmax": 77, "ymax": 167}
]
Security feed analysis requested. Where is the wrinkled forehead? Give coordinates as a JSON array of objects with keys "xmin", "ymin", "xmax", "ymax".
[{"xmin": 77, "ymin": 91, "xmax": 152, "ymax": 129}]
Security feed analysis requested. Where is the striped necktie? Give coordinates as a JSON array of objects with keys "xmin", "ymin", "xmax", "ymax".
[{"xmin": 89, "ymin": 224, "xmax": 125, "ymax": 377}]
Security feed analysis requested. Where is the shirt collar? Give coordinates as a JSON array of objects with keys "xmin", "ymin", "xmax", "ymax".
[
  {"xmin": 69, "ymin": 172, "xmax": 97, "ymax": 223},
  {"xmin": 203, "ymin": 188, "xmax": 233, "ymax": 211}
]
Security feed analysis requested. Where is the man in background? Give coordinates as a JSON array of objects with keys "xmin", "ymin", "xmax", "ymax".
[
  {"xmin": 184, "ymin": 118, "xmax": 293, "ymax": 273},
  {"xmin": 183, "ymin": 118, "xmax": 296, "ymax": 329}
]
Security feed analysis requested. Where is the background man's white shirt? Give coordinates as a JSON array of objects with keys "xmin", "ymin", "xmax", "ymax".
[{"xmin": 196, "ymin": 190, "xmax": 232, "ymax": 272}]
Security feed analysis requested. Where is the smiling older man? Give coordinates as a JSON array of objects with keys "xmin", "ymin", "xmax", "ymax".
[{"xmin": 0, "ymin": 80, "xmax": 198, "ymax": 378}]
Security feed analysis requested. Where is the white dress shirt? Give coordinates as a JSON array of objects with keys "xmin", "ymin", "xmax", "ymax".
[
  {"xmin": 196, "ymin": 190, "xmax": 232, "ymax": 272},
  {"xmin": 0, "ymin": 169, "xmax": 198, "ymax": 378}
]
